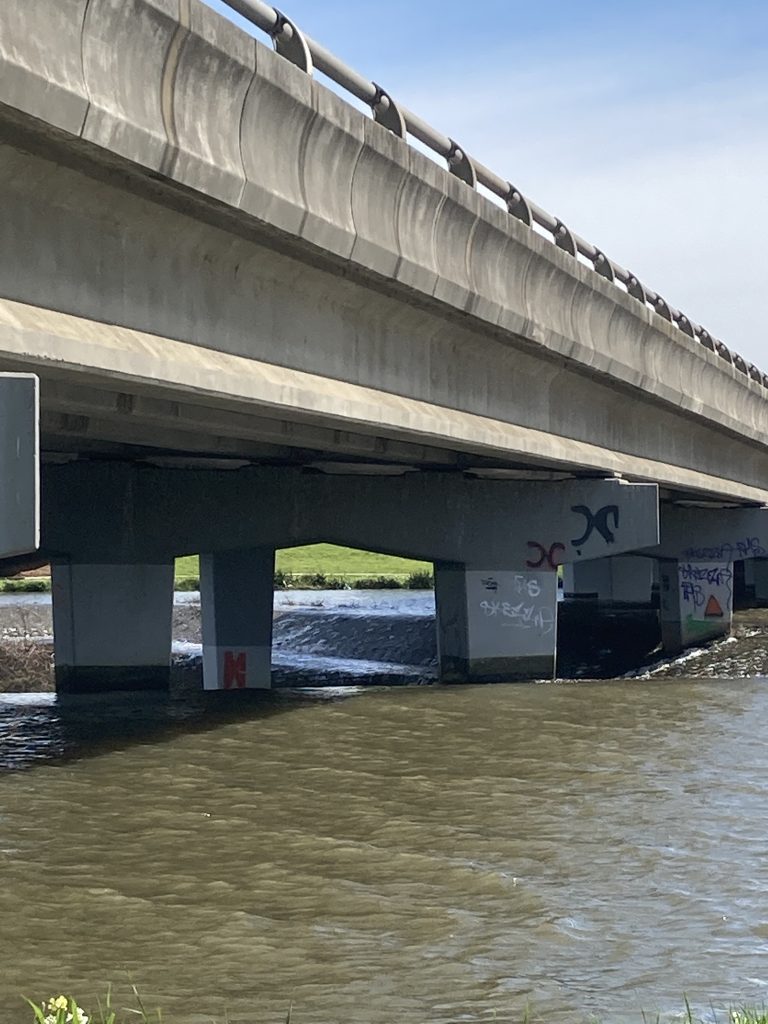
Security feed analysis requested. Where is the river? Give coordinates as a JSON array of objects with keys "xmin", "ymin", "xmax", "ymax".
[{"xmin": 1, "ymin": 596, "xmax": 768, "ymax": 1023}]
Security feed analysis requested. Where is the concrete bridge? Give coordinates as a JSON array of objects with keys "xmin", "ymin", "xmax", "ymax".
[{"xmin": 1, "ymin": 0, "xmax": 767, "ymax": 692}]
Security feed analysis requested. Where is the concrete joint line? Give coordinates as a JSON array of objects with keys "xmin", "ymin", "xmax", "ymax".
[{"xmin": 158, "ymin": 0, "xmax": 191, "ymax": 178}]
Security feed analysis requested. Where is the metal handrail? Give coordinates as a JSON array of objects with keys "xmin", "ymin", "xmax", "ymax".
[{"xmin": 221, "ymin": 0, "xmax": 766, "ymax": 389}]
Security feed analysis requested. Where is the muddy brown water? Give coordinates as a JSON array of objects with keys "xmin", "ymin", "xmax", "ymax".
[{"xmin": 2, "ymin": 599, "xmax": 768, "ymax": 1023}]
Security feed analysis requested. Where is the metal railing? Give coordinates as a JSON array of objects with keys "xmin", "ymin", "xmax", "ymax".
[{"xmin": 222, "ymin": 0, "xmax": 765, "ymax": 389}]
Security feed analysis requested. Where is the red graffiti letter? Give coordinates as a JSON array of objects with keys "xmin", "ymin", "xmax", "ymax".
[
  {"xmin": 526, "ymin": 542, "xmax": 547, "ymax": 569},
  {"xmin": 526, "ymin": 542, "xmax": 566, "ymax": 570},
  {"xmin": 223, "ymin": 650, "xmax": 247, "ymax": 688}
]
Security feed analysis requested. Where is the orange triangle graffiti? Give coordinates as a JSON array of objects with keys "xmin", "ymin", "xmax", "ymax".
[{"xmin": 704, "ymin": 594, "xmax": 724, "ymax": 618}]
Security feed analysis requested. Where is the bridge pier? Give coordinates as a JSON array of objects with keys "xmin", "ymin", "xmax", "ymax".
[
  {"xmin": 435, "ymin": 563, "xmax": 557, "ymax": 682},
  {"xmin": 657, "ymin": 559, "xmax": 734, "ymax": 653},
  {"xmin": 562, "ymin": 556, "xmax": 654, "ymax": 606},
  {"xmin": 747, "ymin": 558, "xmax": 768, "ymax": 607},
  {"xmin": 51, "ymin": 561, "xmax": 174, "ymax": 694},
  {"xmin": 200, "ymin": 548, "xmax": 275, "ymax": 690},
  {"xmin": 639, "ymin": 506, "xmax": 768, "ymax": 654}
]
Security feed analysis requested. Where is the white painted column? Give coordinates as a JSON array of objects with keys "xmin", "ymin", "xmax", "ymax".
[
  {"xmin": 562, "ymin": 556, "xmax": 653, "ymax": 604},
  {"xmin": 435, "ymin": 563, "xmax": 558, "ymax": 682},
  {"xmin": 200, "ymin": 548, "xmax": 274, "ymax": 690},
  {"xmin": 658, "ymin": 559, "xmax": 733, "ymax": 653},
  {"xmin": 51, "ymin": 562, "xmax": 174, "ymax": 694}
]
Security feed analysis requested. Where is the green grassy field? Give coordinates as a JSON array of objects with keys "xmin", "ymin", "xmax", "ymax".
[{"xmin": 175, "ymin": 544, "xmax": 431, "ymax": 580}]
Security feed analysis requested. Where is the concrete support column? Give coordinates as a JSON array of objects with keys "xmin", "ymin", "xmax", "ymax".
[
  {"xmin": 435, "ymin": 563, "xmax": 558, "ymax": 682},
  {"xmin": 200, "ymin": 548, "xmax": 275, "ymax": 690},
  {"xmin": 750, "ymin": 558, "xmax": 768, "ymax": 607},
  {"xmin": 562, "ymin": 556, "xmax": 653, "ymax": 606},
  {"xmin": 658, "ymin": 558, "xmax": 734, "ymax": 653},
  {"xmin": 51, "ymin": 562, "xmax": 174, "ymax": 694}
]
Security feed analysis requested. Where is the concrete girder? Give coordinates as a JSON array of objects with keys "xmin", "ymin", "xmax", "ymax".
[
  {"xmin": 35, "ymin": 378, "xmax": 463, "ymax": 466},
  {"xmin": 40, "ymin": 463, "xmax": 659, "ymax": 567},
  {"xmin": 642, "ymin": 506, "xmax": 768, "ymax": 562},
  {"xmin": 2, "ymin": 289, "xmax": 768, "ymax": 501}
]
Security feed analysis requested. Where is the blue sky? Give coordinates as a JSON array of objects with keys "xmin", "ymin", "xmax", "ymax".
[{"xmin": 204, "ymin": 0, "xmax": 768, "ymax": 367}]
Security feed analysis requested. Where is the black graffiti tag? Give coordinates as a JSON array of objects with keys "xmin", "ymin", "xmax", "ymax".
[{"xmin": 571, "ymin": 504, "xmax": 620, "ymax": 551}]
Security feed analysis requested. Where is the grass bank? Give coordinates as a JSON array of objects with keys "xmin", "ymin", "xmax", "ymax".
[{"xmin": 177, "ymin": 544, "xmax": 432, "ymax": 588}]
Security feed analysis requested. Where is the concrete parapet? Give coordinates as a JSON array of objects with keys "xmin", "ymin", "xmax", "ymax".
[
  {"xmin": 170, "ymin": 0, "xmax": 255, "ymax": 205},
  {"xmin": 393, "ymin": 146, "xmax": 447, "ymax": 297},
  {"xmin": 299, "ymin": 83, "xmax": 365, "ymax": 259},
  {"xmin": 0, "ymin": 0, "xmax": 89, "ymax": 135},
  {"xmin": 239, "ymin": 41, "xmax": 314, "ymax": 236},
  {"xmin": 466, "ymin": 206, "xmax": 527, "ymax": 330},
  {"xmin": 81, "ymin": 0, "xmax": 178, "ymax": 172},
  {"xmin": 431, "ymin": 174, "xmax": 483, "ymax": 312},
  {"xmin": 350, "ymin": 116, "xmax": 410, "ymax": 278}
]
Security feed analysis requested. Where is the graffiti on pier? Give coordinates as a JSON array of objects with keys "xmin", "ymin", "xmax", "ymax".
[
  {"xmin": 678, "ymin": 561, "xmax": 731, "ymax": 630},
  {"xmin": 526, "ymin": 541, "xmax": 565, "ymax": 570},
  {"xmin": 679, "ymin": 564, "xmax": 733, "ymax": 586},
  {"xmin": 480, "ymin": 598, "xmax": 555, "ymax": 634},
  {"xmin": 467, "ymin": 570, "xmax": 558, "ymax": 656},
  {"xmin": 682, "ymin": 537, "xmax": 766, "ymax": 561},
  {"xmin": 571, "ymin": 504, "xmax": 620, "ymax": 553}
]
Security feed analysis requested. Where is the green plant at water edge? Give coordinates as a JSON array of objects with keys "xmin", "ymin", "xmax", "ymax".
[
  {"xmin": 0, "ymin": 577, "xmax": 50, "ymax": 593},
  {"xmin": 26, "ymin": 995, "xmax": 93, "ymax": 1024},
  {"xmin": 728, "ymin": 1011, "xmax": 768, "ymax": 1024},
  {"xmin": 407, "ymin": 568, "xmax": 434, "ymax": 589},
  {"xmin": 353, "ymin": 574, "xmax": 404, "ymax": 589},
  {"xmin": 26, "ymin": 989, "xmax": 161, "ymax": 1024}
]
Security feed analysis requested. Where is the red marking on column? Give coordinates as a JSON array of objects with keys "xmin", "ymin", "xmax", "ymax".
[
  {"xmin": 223, "ymin": 650, "xmax": 247, "ymax": 688},
  {"xmin": 704, "ymin": 595, "xmax": 724, "ymax": 618}
]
